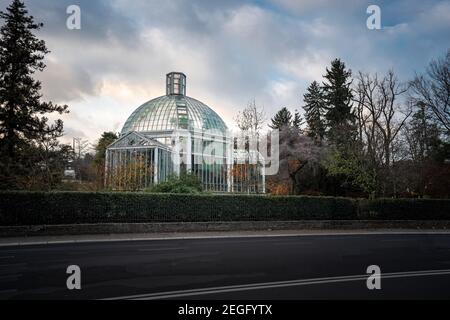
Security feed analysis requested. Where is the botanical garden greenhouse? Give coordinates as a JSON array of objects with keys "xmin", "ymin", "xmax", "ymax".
[{"xmin": 105, "ymin": 72, "xmax": 265, "ymax": 193}]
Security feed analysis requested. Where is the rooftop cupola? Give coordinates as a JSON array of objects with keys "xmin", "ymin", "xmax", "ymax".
[{"xmin": 166, "ymin": 72, "xmax": 186, "ymax": 96}]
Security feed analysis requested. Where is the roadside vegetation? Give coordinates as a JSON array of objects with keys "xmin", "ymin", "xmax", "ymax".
[
  {"xmin": 1, "ymin": 191, "xmax": 450, "ymax": 226},
  {"xmin": 144, "ymin": 174, "xmax": 203, "ymax": 194}
]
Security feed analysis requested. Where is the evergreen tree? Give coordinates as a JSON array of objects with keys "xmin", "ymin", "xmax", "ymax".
[
  {"xmin": 94, "ymin": 132, "xmax": 119, "ymax": 167},
  {"xmin": 0, "ymin": 0, "xmax": 68, "ymax": 188},
  {"xmin": 406, "ymin": 102, "xmax": 442, "ymax": 162},
  {"xmin": 292, "ymin": 109, "xmax": 303, "ymax": 130},
  {"xmin": 269, "ymin": 107, "xmax": 292, "ymax": 130},
  {"xmin": 322, "ymin": 59, "xmax": 355, "ymax": 147},
  {"xmin": 303, "ymin": 81, "xmax": 326, "ymax": 143}
]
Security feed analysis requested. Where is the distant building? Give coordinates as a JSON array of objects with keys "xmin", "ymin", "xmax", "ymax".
[
  {"xmin": 63, "ymin": 161, "xmax": 76, "ymax": 180},
  {"xmin": 106, "ymin": 72, "xmax": 264, "ymax": 193}
]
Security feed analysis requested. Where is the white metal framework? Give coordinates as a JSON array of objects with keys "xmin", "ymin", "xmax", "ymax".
[{"xmin": 106, "ymin": 72, "xmax": 265, "ymax": 193}]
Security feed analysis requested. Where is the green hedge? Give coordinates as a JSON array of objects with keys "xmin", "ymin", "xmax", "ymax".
[
  {"xmin": 0, "ymin": 191, "xmax": 449, "ymax": 226},
  {"xmin": 357, "ymin": 198, "xmax": 450, "ymax": 220}
]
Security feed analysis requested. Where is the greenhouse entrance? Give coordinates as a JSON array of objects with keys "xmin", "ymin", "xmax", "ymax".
[{"xmin": 105, "ymin": 132, "xmax": 173, "ymax": 191}]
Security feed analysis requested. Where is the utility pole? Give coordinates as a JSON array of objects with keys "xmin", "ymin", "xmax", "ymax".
[{"xmin": 72, "ymin": 137, "xmax": 89, "ymax": 183}]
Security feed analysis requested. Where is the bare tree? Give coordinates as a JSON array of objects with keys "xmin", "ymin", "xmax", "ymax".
[
  {"xmin": 234, "ymin": 100, "xmax": 267, "ymax": 193},
  {"xmin": 234, "ymin": 100, "xmax": 266, "ymax": 134},
  {"xmin": 72, "ymin": 137, "xmax": 90, "ymax": 159},
  {"xmin": 410, "ymin": 50, "xmax": 450, "ymax": 134},
  {"xmin": 354, "ymin": 72, "xmax": 383, "ymax": 167},
  {"xmin": 354, "ymin": 70, "xmax": 412, "ymax": 168},
  {"xmin": 72, "ymin": 137, "xmax": 90, "ymax": 181},
  {"xmin": 353, "ymin": 70, "xmax": 413, "ymax": 196}
]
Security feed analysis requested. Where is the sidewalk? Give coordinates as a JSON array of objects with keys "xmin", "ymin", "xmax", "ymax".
[
  {"xmin": 2, "ymin": 229, "xmax": 450, "ymax": 247},
  {"xmin": 2, "ymin": 220, "xmax": 450, "ymax": 238}
]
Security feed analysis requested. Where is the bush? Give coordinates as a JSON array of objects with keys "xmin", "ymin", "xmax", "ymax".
[
  {"xmin": 358, "ymin": 198, "xmax": 450, "ymax": 220},
  {"xmin": 0, "ymin": 192, "xmax": 357, "ymax": 225},
  {"xmin": 145, "ymin": 174, "xmax": 203, "ymax": 194},
  {"xmin": 0, "ymin": 191, "xmax": 449, "ymax": 226}
]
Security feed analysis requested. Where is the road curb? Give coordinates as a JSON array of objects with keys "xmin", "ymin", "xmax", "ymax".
[{"xmin": 1, "ymin": 220, "xmax": 450, "ymax": 237}]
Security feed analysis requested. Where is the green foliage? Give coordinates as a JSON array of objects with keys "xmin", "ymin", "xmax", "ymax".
[
  {"xmin": 54, "ymin": 181, "xmax": 98, "ymax": 192},
  {"xmin": 0, "ymin": 0, "xmax": 68, "ymax": 153},
  {"xmin": 358, "ymin": 198, "xmax": 450, "ymax": 220},
  {"xmin": 269, "ymin": 107, "xmax": 292, "ymax": 130},
  {"xmin": 1, "ymin": 191, "xmax": 449, "ymax": 226},
  {"xmin": 322, "ymin": 149, "xmax": 377, "ymax": 195},
  {"xmin": 303, "ymin": 81, "xmax": 326, "ymax": 143},
  {"xmin": 0, "ymin": 139, "xmax": 73, "ymax": 191},
  {"xmin": 292, "ymin": 110, "xmax": 303, "ymax": 129},
  {"xmin": 94, "ymin": 132, "xmax": 118, "ymax": 166},
  {"xmin": 406, "ymin": 102, "xmax": 443, "ymax": 162},
  {"xmin": 145, "ymin": 173, "xmax": 203, "ymax": 194},
  {"xmin": 322, "ymin": 59, "xmax": 356, "ymax": 147},
  {"xmin": 0, "ymin": 191, "xmax": 356, "ymax": 225},
  {"xmin": 0, "ymin": 0, "xmax": 68, "ymax": 189}
]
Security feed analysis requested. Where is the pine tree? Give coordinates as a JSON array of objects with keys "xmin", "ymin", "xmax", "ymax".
[
  {"xmin": 303, "ymin": 81, "xmax": 326, "ymax": 143},
  {"xmin": 406, "ymin": 102, "xmax": 441, "ymax": 162},
  {"xmin": 269, "ymin": 107, "xmax": 292, "ymax": 130},
  {"xmin": 292, "ymin": 110, "xmax": 303, "ymax": 130},
  {"xmin": 0, "ymin": 0, "xmax": 68, "ymax": 187},
  {"xmin": 94, "ymin": 132, "xmax": 119, "ymax": 166},
  {"xmin": 322, "ymin": 59, "xmax": 355, "ymax": 147}
]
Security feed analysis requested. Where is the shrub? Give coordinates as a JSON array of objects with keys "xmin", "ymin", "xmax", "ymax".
[
  {"xmin": 358, "ymin": 198, "xmax": 450, "ymax": 220},
  {"xmin": 145, "ymin": 174, "xmax": 203, "ymax": 194},
  {"xmin": 0, "ymin": 191, "xmax": 449, "ymax": 226},
  {"xmin": 0, "ymin": 192, "xmax": 357, "ymax": 225}
]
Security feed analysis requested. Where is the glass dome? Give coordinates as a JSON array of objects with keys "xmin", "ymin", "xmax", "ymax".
[
  {"xmin": 121, "ymin": 95, "xmax": 228, "ymax": 134},
  {"xmin": 121, "ymin": 73, "xmax": 227, "ymax": 134}
]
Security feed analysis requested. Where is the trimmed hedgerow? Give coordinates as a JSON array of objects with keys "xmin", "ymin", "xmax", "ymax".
[
  {"xmin": 0, "ymin": 191, "xmax": 449, "ymax": 226},
  {"xmin": 0, "ymin": 191, "xmax": 357, "ymax": 225},
  {"xmin": 357, "ymin": 198, "xmax": 450, "ymax": 220}
]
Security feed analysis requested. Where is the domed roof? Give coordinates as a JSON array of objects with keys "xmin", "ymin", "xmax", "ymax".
[
  {"xmin": 121, "ymin": 72, "xmax": 227, "ymax": 134},
  {"xmin": 121, "ymin": 95, "xmax": 228, "ymax": 134}
]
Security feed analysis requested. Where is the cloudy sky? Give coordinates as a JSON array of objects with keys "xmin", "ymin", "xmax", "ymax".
[{"xmin": 1, "ymin": 0, "xmax": 449, "ymax": 145}]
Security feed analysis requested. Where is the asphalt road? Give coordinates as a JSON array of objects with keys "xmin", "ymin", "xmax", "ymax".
[{"xmin": 2, "ymin": 233, "xmax": 450, "ymax": 300}]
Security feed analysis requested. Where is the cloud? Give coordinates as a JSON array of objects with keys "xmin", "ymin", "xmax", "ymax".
[
  {"xmin": 38, "ymin": 58, "xmax": 99, "ymax": 102},
  {"xmin": 1, "ymin": 0, "xmax": 448, "ymax": 142},
  {"xmin": 416, "ymin": 1, "xmax": 450, "ymax": 31},
  {"xmin": 269, "ymin": 0, "xmax": 361, "ymax": 15}
]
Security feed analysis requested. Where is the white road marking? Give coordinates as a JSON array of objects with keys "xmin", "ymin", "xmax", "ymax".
[
  {"xmin": 1, "ymin": 230, "xmax": 450, "ymax": 247},
  {"xmin": 102, "ymin": 269, "xmax": 450, "ymax": 300}
]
